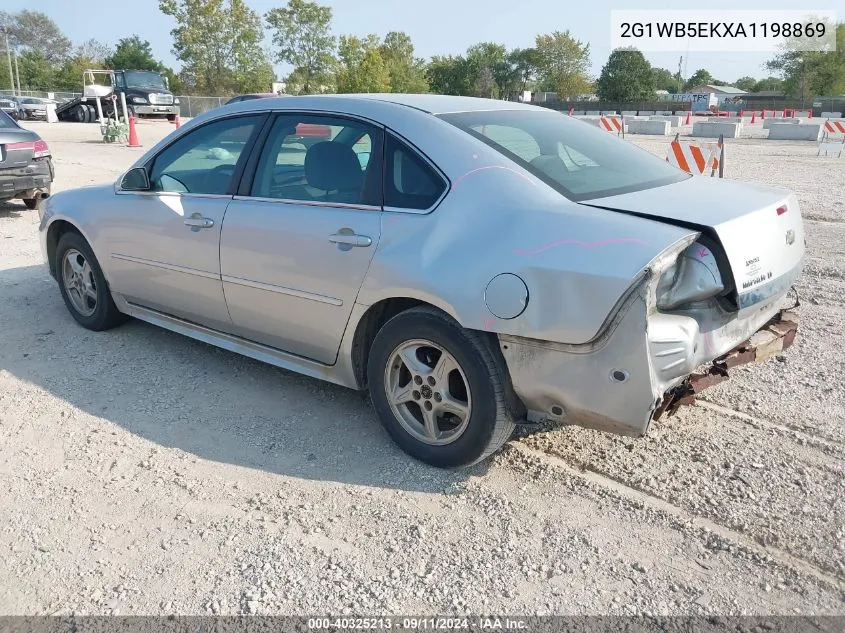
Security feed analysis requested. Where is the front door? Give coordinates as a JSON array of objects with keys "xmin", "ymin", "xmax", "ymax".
[
  {"xmin": 220, "ymin": 113, "xmax": 383, "ymax": 364},
  {"xmin": 106, "ymin": 114, "xmax": 265, "ymax": 331}
]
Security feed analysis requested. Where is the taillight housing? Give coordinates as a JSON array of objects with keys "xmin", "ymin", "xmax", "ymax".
[
  {"xmin": 6, "ymin": 139, "xmax": 51, "ymax": 159},
  {"xmin": 33, "ymin": 139, "xmax": 50, "ymax": 158}
]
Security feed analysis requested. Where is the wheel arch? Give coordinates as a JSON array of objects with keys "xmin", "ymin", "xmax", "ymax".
[
  {"xmin": 347, "ymin": 297, "xmax": 522, "ymax": 419},
  {"xmin": 45, "ymin": 218, "xmax": 92, "ymax": 280}
]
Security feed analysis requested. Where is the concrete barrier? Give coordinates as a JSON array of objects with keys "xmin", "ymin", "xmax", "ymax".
[
  {"xmin": 572, "ymin": 110, "xmax": 586, "ymax": 115},
  {"xmin": 692, "ymin": 121, "xmax": 741, "ymax": 138},
  {"xmin": 673, "ymin": 111, "xmax": 689, "ymax": 116},
  {"xmin": 586, "ymin": 110, "xmax": 602, "ymax": 115},
  {"xmin": 621, "ymin": 110, "xmax": 637, "ymax": 116},
  {"xmin": 600, "ymin": 110, "xmax": 617, "ymax": 115},
  {"xmin": 638, "ymin": 110, "xmax": 655, "ymax": 115},
  {"xmin": 627, "ymin": 119, "xmax": 671, "ymax": 135},
  {"xmin": 649, "ymin": 115, "xmax": 683, "ymax": 127},
  {"xmin": 763, "ymin": 118, "xmax": 804, "ymax": 129},
  {"xmin": 793, "ymin": 110, "xmax": 812, "ymax": 118},
  {"xmin": 655, "ymin": 110, "xmax": 672, "ymax": 115},
  {"xmin": 821, "ymin": 111, "xmax": 843, "ymax": 118},
  {"xmin": 767, "ymin": 123, "xmax": 822, "ymax": 141}
]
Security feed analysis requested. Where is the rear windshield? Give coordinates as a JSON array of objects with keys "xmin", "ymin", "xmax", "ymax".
[
  {"xmin": 438, "ymin": 109, "xmax": 689, "ymax": 201},
  {"xmin": 0, "ymin": 109, "xmax": 19, "ymax": 129}
]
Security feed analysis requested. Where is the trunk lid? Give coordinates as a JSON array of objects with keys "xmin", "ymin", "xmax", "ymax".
[
  {"xmin": 0, "ymin": 128, "xmax": 38, "ymax": 170},
  {"xmin": 581, "ymin": 177, "xmax": 805, "ymax": 309}
]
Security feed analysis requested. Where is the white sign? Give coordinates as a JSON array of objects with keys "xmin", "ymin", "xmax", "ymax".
[{"xmin": 610, "ymin": 10, "xmax": 837, "ymax": 52}]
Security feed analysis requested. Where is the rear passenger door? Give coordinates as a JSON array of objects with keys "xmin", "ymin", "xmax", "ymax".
[{"xmin": 219, "ymin": 113, "xmax": 383, "ymax": 364}]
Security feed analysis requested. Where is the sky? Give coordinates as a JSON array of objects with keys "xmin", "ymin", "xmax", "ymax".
[{"xmin": 7, "ymin": 0, "xmax": 800, "ymax": 84}]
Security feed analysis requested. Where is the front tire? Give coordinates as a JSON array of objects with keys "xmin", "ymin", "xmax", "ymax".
[
  {"xmin": 367, "ymin": 306, "xmax": 516, "ymax": 468},
  {"xmin": 55, "ymin": 232, "xmax": 126, "ymax": 331}
]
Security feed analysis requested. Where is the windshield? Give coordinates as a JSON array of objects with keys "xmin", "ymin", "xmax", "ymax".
[
  {"xmin": 439, "ymin": 109, "xmax": 690, "ymax": 201},
  {"xmin": 21, "ymin": 98, "xmax": 43, "ymax": 104},
  {"xmin": 124, "ymin": 71, "xmax": 167, "ymax": 91}
]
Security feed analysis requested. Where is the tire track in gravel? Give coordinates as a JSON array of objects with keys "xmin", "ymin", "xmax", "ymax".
[
  {"xmin": 695, "ymin": 399, "xmax": 845, "ymax": 457},
  {"xmin": 513, "ymin": 405, "xmax": 845, "ymax": 582},
  {"xmin": 507, "ymin": 441, "xmax": 845, "ymax": 594}
]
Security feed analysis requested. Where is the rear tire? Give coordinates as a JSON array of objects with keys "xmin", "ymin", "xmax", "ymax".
[
  {"xmin": 55, "ymin": 232, "xmax": 127, "ymax": 331},
  {"xmin": 74, "ymin": 105, "xmax": 86, "ymax": 122},
  {"xmin": 367, "ymin": 306, "xmax": 516, "ymax": 468}
]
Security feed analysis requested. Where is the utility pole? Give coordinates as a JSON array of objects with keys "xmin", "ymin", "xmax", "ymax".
[
  {"xmin": 13, "ymin": 49, "xmax": 20, "ymax": 94},
  {"xmin": 3, "ymin": 29, "xmax": 14, "ymax": 95},
  {"xmin": 677, "ymin": 56, "xmax": 683, "ymax": 93}
]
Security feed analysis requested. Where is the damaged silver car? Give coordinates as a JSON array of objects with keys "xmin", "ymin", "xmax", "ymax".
[{"xmin": 38, "ymin": 95, "xmax": 804, "ymax": 467}]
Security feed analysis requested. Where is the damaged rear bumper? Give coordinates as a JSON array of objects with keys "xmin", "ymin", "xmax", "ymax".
[
  {"xmin": 498, "ymin": 281, "xmax": 799, "ymax": 437},
  {"xmin": 654, "ymin": 309, "xmax": 798, "ymax": 419}
]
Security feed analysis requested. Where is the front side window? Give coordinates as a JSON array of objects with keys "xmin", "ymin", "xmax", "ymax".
[
  {"xmin": 148, "ymin": 115, "xmax": 262, "ymax": 194},
  {"xmin": 384, "ymin": 133, "xmax": 446, "ymax": 210},
  {"xmin": 251, "ymin": 114, "xmax": 382, "ymax": 206},
  {"xmin": 439, "ymin": 109, "xmax": 689, "ymax": 201}
]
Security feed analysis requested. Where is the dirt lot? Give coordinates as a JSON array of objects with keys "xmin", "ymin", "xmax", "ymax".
[{"xmin": 1, "ymin": 119, "xmax": 843, "ymax": 616}]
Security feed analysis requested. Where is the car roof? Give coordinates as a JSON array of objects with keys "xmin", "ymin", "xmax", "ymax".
[{"xmin": 232, "ymin": 93, "xmax": 542, "ymax": 115}]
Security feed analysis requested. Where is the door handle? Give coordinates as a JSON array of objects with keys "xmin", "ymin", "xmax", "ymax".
[
  {"xmin": 184, "ymin": 216, "xmax": 214, "ymax": 229},
  {"xmin": 329, "ymin": 233, "xmax": 372, "ymax": 247}
]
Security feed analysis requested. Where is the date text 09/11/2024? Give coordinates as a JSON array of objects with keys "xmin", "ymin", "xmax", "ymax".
[{"xmin": 307, "ymin": 617, "xmax": 529, "ymax": 630}]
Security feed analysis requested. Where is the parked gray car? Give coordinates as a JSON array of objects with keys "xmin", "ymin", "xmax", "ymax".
[
  {"xmin": 38, "ymin": 94, "xmax": 805, "ymax": 467},
  {"xmin": 1, "ymin": 109, "xmax": 53, "ymax": 208}
]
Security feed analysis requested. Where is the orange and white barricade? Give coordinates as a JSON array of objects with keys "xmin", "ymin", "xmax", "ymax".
[
  {"xmin": 666, "ymin": 134, "xmax": 724, "ymax": 177},
  {"xmin": 599, "ymin": 116, "xmax": 624, "ymax": 136},
  {"xmin": 818, "ymin": 120, "xmax": 845, "ymax": 157}
]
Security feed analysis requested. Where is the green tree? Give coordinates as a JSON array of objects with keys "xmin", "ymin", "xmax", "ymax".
[
  {"xmin": 160, "ymin": 0, "xmax": 274, "ymax": 95},
  {"xmin": 466, "ymin": 42, "xmax": 508, "ymax": 97},
  {"xmin": 426, "ymin": 55, "xmax": 475, "ymax": 96},
  {"xmin": 596, "ymin": 49, "xmax": 654, "ymax": 101},
  {"xmin": 105, "ymin": 36, "xmax": 161, "ymax": 71},
  {"xmin": 733, "ymin": 76, "xmax": 758, "ymax": 92},
  {"xmin": 0, "ymin": 10, "xmax": 72, "ymax": 63},
  {"xmin": 379, "ymin": 31, "xmax": 428, "ymax": 93},
  {"xmin": 751, "ymin": 76, "xmax": 784, "ymax": 93},
  {"xmin": 651, "ymin": 66, "xmax": 679, "ymax": 92},
  {"xmin": 683, "ymin": 68, "xmax": 714, "ymax": 91},
  {"xmin": 265, "ymin": 0, "xmax": 336, "ymax": 94},
  {"xmin": 535, "ymin": 31, "xmax": 591, "ymax": 99},
  {"xmin": 766, "ymin": 23, "xmax": 844, "ymax": 99},
  {"xmin": 509, "ymin": 47, "xmax": 540, "ymax": 95},
  {"xmin": 16, "ymin": 50, "xmax": 55, "ymax": 90},
  {"xmin": 336, "ymin": 34, "xmax": 390, "ymax": 93}
]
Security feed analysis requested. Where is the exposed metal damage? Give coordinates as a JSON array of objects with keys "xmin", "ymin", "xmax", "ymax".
[{"xmin": 654, "ymin": 308, "xmax": 799, "ymax": 420}]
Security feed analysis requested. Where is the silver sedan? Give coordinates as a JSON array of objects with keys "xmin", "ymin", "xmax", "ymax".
[{"xmin": 39, "ymin": 94, "xmax": 805, "ymax": 467}]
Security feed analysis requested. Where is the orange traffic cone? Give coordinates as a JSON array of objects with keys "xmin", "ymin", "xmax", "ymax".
[
  {"xmin": 684, "ymin": 110, "xmax": 691, "ymax": 125},
  {"xmin": 568, "ymin": 107, "xmax": 574, "ymax": 116},
  {"xmin": 171, "ymin": 114, "xmax": 181, "ymax": 128},
  {"xmin": 761, "ymin": 109, "xmax": 765, "ymax": 119},
  {"xmin": 127, "ymin": 115, "xmax": 141, "ymax": 147},
  {"xmin": 750, "ymin": 111, "xmax": 756, "ymax": 124}
]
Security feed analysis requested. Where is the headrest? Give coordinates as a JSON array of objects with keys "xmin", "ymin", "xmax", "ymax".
[{"xmin": 305, "ymin": 142, "xmax": 363, "ymax": 192}]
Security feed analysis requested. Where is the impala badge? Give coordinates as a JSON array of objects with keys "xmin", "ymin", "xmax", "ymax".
[{"xmin": 785, "ymin": 229, "xmax": 796, "ymax": 246}]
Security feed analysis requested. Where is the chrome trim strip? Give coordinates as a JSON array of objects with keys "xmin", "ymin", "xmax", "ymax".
[
  {"xmin": 221, "ymin": 274, "xmax": 343, "ymax": 306},
  {"xmin": 110, "ymin": 253, "xmax": 220, "ymax": 280},
  {"xmin": 230, "ymin": 196, "xmax": 380, "ymax": 212},
  {"xmin": 114, "ymin": 190, "xmax": 233, "ymax": 199}
]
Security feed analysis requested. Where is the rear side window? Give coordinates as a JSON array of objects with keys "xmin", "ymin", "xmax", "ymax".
[{"xmin": 384, "ymin": 133, "xmax": 446, "ymax": 210}]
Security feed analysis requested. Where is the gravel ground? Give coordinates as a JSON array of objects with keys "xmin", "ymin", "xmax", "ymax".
[{"xmin": 0, "ymin": 120, "xmax": 842, "ymax": 616}]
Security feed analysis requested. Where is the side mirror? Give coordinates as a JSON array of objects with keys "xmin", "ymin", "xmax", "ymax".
[{"xmin": 121, "ymin": 167, "xmax": 150, "ymax": 191}]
